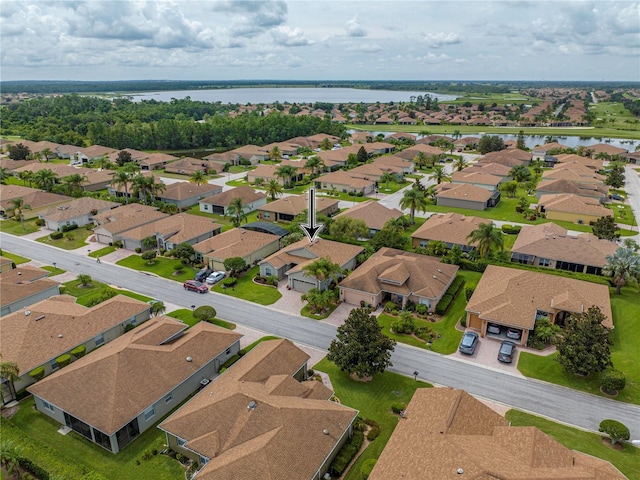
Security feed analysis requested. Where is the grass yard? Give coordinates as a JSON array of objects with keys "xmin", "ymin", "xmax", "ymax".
[
  {"xmin": 167, "ymin": 308, "xmax": 236, "ymax": 330},
  {"xmin": 184, "ymin": 204, "xmax": 260, "ymax": 229},
  {"xmin": 0, "ymin": 250, "xmax": 30, "ymax": 264},
  {"xmin": 89, "ymin": 245, "xmax": 117, "ymax": 258},
  {"xmin": 607, "ymin": 203, "xmax": 637, "ymax": 226},
  {"xmin": 3, "ymin": 397, "xmax": 184, "ymax": 480},
  {"xmin": 0, "ymin": 217, "xmax": 41, "ymax": 235},
  {"xmin": 316, "ymin": 191, "xmax": 373, "ymax": 202},
  {"xmin": 210, "ymin": 266, "xmax": 282, "ymax": 305},
  {"xmin": 518, "ymin": 286, "xmax": 640, "ymax": 405},
  {"xmin": 116, "ymin": 255, "xmax": 199, "ymax": 283},
  {"xmin": 63, "ymin": 278, "xmax": 154, "ymax": 306},
  {"xmin": 300, "ymin": 302, "xmax": 340, "ymax": 320},
  {"xmin": 313, "ymin": 358, "xmax": 432, "ymax": 480},
  {"xmin": 41, "ymin": 265, "xmax": 67, "ymax": 276},
  {"xmin": 36, "ymin": 229, "xmax": 91, "ymax": 250},
  {"xmin": 506, "ymin": 409, "xmax": 640, "ymax": 480}
]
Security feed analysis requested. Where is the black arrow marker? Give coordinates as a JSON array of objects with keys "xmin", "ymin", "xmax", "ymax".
[{"xmin": 300, "ymin": 187, "xmax": 324, "ymax": 244}]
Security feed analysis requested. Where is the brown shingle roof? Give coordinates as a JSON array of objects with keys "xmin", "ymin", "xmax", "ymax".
[
  {"xmin": 538, "ymin": 194, "xmax": 613, "ymax": 217},
  {"xmin": 261, "ymin": 238, "xmax": 363, "ymax": 272},
  {"xmin": 119, "ymin": 213, "xmax": 221, "ymax": 243},
  {"xmin": 93, "ymin": 204, "xmax": 169, "ymax": 235},
  {"xmin": 258, "ymin": 194, "xmax": 339, "ymax": 216},
  {"xmin": 451, "ymin": 171, "xmax": 501, "ymax": 186},
  {"xmin": 0, "ymin": 265, "xmax": 60, "ymax": 306},
  {"xmin": 40, "ymin": 198, "xmax": 119, "ymax": 222},
  {"xmin": 436, "ymin": 183, "xmax": 493, "ymax": 202},
  {"xmin": 28, "ymin": 317, "xmax": 242, "ymax": 434},
  {"xmin": 158, "ymin": 182, "xmax": 221, "ymax": 201},
  {"xmin": 200, "ymin": 186, "xmax": 266, "ymax": 207},
  {"xmin": 314, "ymin": 170, "xmax": 376, "ymax": 189},
  {"xmin": 193, "ymin": 228, "xmax": 279, "ymax": 261},
  {"xmin": 0, "ymin": 186, "xmax": 72, "ymax": 212},
  {"xmin": 334, "ymin": 200, "xmax": 402, "ymax": 231},
  {"xmin": 466, "ymin": 265, "xmax": 613, "ymax": 330},
  {"xmin": 412, "ymin": 212, "xmax": 489, "ymax": 247}
]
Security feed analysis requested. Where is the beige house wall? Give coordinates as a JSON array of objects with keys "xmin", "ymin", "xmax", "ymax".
[{"xmin": 545, "ymin": 210, "xmax": 605, "ymax": 224}]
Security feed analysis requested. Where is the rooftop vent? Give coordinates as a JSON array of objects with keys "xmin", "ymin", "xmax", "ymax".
[
  {"xmin": 457, "ymin": 468, "xmax": 464, "ymax": 475},
  {"xmin": 437, "ymin": 269, "xmax": 442, "ymax": 273},
  {"xmin": 248, "ymin": 401, "xmax": 257, "ymax": 411},
  {"xmin": 24, "ymin": 310, "xmax": 31, "ymax": 316},
  {"xmin": 35, "ymin": 315, "xmax": 45, "ymax": 321},
  {"xmin": 432, "ymin": 275, "xmax": 437, "ymax": 279},
  {"xmin": 58, "ymin": 334, "xmax": 63, "ymax": 338},
  {"xmin": 323, "ymin": 429, "xmax": 329, "ymax": 435},
  {"xmin": 186, "ymin": 356, "xmax": 193, "ymax": 362}
]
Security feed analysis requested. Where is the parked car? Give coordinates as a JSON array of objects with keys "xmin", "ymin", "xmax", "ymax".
[
  {"xmin": 183, "ymin": 280, "xmax": 209, "ymax": 293},
  {"xmin": 195, "ymin": 268, "xmax": 213, "ymax": 282},
  {"xmin": 206, "ymin": 271, "xmax": 226, "ymax": 285},
  {"xmin": 498, "ymin": 340, "xmax": 516, "ymax": 363},
  {"xmin": 609, "ymin": 193, "xmax": 624, "ymax": 201},
  {"xmin": 458, "ymin": 331, "xmax": 479, "ymax": 355},
  {"xmin": 506, "ymin": 328, "xmax": 522, "ymax": 340},
  {"xmin": 487, "ymin": 324, "xmax": 501, "ymax": 335}
]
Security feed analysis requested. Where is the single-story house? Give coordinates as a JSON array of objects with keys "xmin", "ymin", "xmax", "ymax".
[
  {"xmin": 93, "ymin": 204, "xmax": 169, "ymax": 246},
  {"xmin": 394, "ymin": 143, "xmax": 444, "ymax": 161},
  {"xmin": 338, "ymin": 247, "xmax": 458, "ymax": 311},
  {"xmin": 477, "ymin": 148, "xmax": 531, "ymax": 167},
  {"xmin": 333, "ymin": 200, "xmax": 403, "ymax": 237},
  {"xmin": 369, "ymin": 387, "xmax": 626, "ymax": 480},
  {"xmin": 374, "ymin": 155, "xmax": 415, "ymax": 174},
  {"xmin": 156, "ymin": 182, "xmax": 222, "ymax": 209},
  {"xmin": 201, "ymin": 150, "xmax": 242, "ymax": 169},
  {"xmin": 70, "ymin": 145, "xmax": 117, "ymax": 166},
  {"xmin": 542, "ymin": 164, "xmax": 606, "ymax": 186},
  {"xmin": 314, "ymin": 170, "xmax": 376, "ymax": 196},
  {"xmin": 257, "ymin": 193, "xmax": 339, "ymax": 223},
  {"xmin": 450, "ymin": 171, "xmax": 502, "ymax": 191},
  {"xmin": 466, "ymin": 265, "xmax": 613, "ymax": 345},
  {"xmin": 193, "ymin": 228, "xmax": 281, "ymax": 271},
  {"xmin": 306, "ymin": 133, "xmax": 341, "ymax": 147},
  {"xmin": 159, "ymin": 339, "xmax": 358, "ymax": 480},
  {"xmin": 555, "ymin": 153, "xmax": 603, "ymax": 171},
  {"xmin": 453, "ymin": 136, "xmax": 480, "ymax": 150},
  {"xmin": 536, "ymin": 178, "xmax": 607, "ymax": 202},
  {"xmin": 164, "ymin": 157, "xmax": 214, "ymax": 176},
  {"xmin": 538, "ymin": 193, "xmax": 613, "ymax": 224},
  {"xmin": 510, "ymin": 223, "xmax": 619, "ymax": 275},
  {"xmin": 39, "ymin": 197, "xmax": 119, "ymax": 231},
  {"xmin": 532, "ymin": 142, "xmax": 569, "ymax": 159},
  {"xmin": 586, "ymin": 143, "xmax": 628, "ymax": 158},
  {"xmin": 0, "ymin": 294, "xmax": 150, "ymax": 397},
  {"xmin": 28, "ymin": 317, "xmax": 242, "ymax": 453},
  {"xmin": 118, "ymin": 213, "xmax": 222, "ymax": 251},
  {"xmin": 137, "ymin": 152, "xmax": 180, "ymax": 171},
  {"xmin": 0, "ymin": 185, "xmax": 72, "ymax": 219},
  {"xmin": 0, "ymin": 266, "xmax": 61, "ymax": 316},
  {"xmin": 348, "ymin": 163, "xmax": 404, "ymax": 183},
  {"xmin": 461, "ymin": 162, "xmax": 513, "ymax": 181},
  {"xmin": 246, "ymin": 163, "xmax": 305, "ymax": 186},
  {"xmin": 411, "ymin": 212, "xmax": 487, "ymax": 252},
  {"xmin": 436, "ymin": 183, "xmax": 500, "ymax": 210},
  {"xmin": 12, "ymin": 163, "xmax": 115, "ymax": 191},
  {"xmin": 199, "ymin": 186, "xmax": 267, "ymax": 216},
  {"xmin": 259, "ymin": 238, "xmax": 363, "ymax": 292},
  {"xmin": 229, "ymin": 145, "xmax": 270, "ymax": 165},
  {"xmin": 316, "ymin": 149, "xmax": 351, "ymax": 170}
]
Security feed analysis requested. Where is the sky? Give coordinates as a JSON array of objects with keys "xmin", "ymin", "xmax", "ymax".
[{"xmin": 1, "ymin": 0, "xmax": 639, "ymax": 82}]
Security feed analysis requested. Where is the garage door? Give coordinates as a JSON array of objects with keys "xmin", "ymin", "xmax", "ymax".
[
  {"xmin": 342, "ymin": 289, "xmax": 368, "ymax": 306},
  {"xmin": 292, "ymin": 278, "xmax": 315, "ymax": 293}
]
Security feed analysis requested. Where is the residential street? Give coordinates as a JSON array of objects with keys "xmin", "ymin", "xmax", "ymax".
[{"xmin": 2, "ymin": 232, "xmax": 639, "ymax": 440}]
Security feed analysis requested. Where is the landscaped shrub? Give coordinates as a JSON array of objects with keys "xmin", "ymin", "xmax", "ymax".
[
  {"xmin": 415, "ymin": 304, "xmax": 428, "ymax": 316},
  {"xmin": 599, "ymin": 369, "xmax": 626, "ymax": 394},
  {"xmin": 55, "ymin": 354, "xmax": 71, "ymax": 368},
  {"xmin": 364, "ymin": 419, "xmax": 381, "ymax": 441},
  {"xmin": 70, "ymin": 345, "xmax": 86, "ymax": 358},
  {"xmin": 222, "ymin": 277, "xmax": 238, "ymax": 288},
  {"xmin": 35, "ymin": 218, "xmax": 45, "ymax": 226},
  {"xmin": 29, "ymin": 366, "xmax": 45, "ymax": 381},
  {"xmin": 435, "ymin": 293, "xmax": 454, "ymax": 315},
  {"xmin": 391, "ymin": 403, "xmax": 406, "ymax": 414},
  {"xmin": 501, "ymin": 224, "xmax": 522, "ymax": 234},
  {"xmin": 599, "ymin": 419, "xmax": 630, "ymax": 444},
  {"xmin": 384, "ymin": 301, "xmax": 396, "ymax": 313},
  {"xmin": 17, "ymin": 457, "xmax": 49, "ymax": 480},
  {"xmin": 50, "ymin": 231, "xmax": 63, "ymax": 240},
  {"xmin": 135, "ymin": 247, "xmax": 142, "ymax": 253},
  {"xmin": 415, "ymin": 325, "xmax": 436, "ymax": 343},
  {"xmin": 361, "ymin": 459, "xmax": 377, "ymax": 480},
  {"xmin": 113, "ymin": 240, "xmax": 123, "ymax": 248},
  {"xmin": 459, "ymin": 258, "xmax": 488, "ymax": 272},
  {"xmin": 465, "ymin": 287, "xmax": 475, "ymax": 301},
  {"xmin": 141, "ymin": 251, "xmax": 157, "ymax": 262},
  {"xmin": 60, "ymin": 223, "xmax": 78, "ymax": 233},
  {"xmin": 330, "ymin": 430, "xmax": 364, "ymax": 477}
]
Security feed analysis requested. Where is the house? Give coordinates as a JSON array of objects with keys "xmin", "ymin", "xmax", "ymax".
[
  {"xmin": 411, "ymin": 212, "xmax": 488, "ymax": 253},
  {"xmin": 466, "ymin": 265, "xmax": 613, "ymax": 345},
  {"xmin": 259, "ymin": 238, "xmax": 363, "ymax": 292},
  {"xmin": 39, "ymin": 198, "xmax": 119, "ymax": 231},
  {"xmin": 334, "ymin": 200, "xmax": 403, "ymax": 237},
  {"xmin": 316, "ymin": 148, "xmax": 351, "ymax": 170},
  {"xmin": 164, "ymin": 157, "xmax": 214, "ymax": 176},
  {"xmin": 193, "ymin": 228, "xmax": 281, "ymax": 271},
  {"xmin": 199, "ymin": 186, "xmax": 267, "ymax": 215},
  {"xmin": 542, "ymin": 163, "xmax": 606, "ymax": 186},
  {"xmin": 461, "ymin": 162, "xmax": 513, "ymax": 181},
  {"xmin": 246, "ymin": 163, "xmax": 306, "ymax": 186},
  {"xmin": 12, "ymin": 163, "xmax": 116, "ymax": 191},
  {"xmin": 230, "ymin": 145, "xmax": 270, "ymax": 165},
  {"xmin": 28, "ymin": 317, "xmax": 242, "ymax": 453},
  {"xmin": 555, "ymin": 153, "xmax": 603, "ymax": 171},
  {"xmin": 0, "ymin": 185, "xmax": 72, "ymax": 219},
  {"xmin": 314, "ymin": 170, "xmax": 376, "ymax": 196},
  {"xmin": 349, "ymin": 162, "xmax": 404, "ymax": 183},
  {"xmin": 201, "ymin": 150, "xmax": 242, "ymax": 169},
  {"xmin": 538, "ymin": 193, "xmax": 613, "ymax": 224},
  {"xmin": 350, "ymin": 131, "xmax": 374, "ymax": 144},
  {"xmin": 369, "ymin": 387, "xmax": 626, "ymax": 480},
  {"xmin": 339, "ymin": 248, "xmax": 458, "ymax": 311},
  {"xmin": 0, "ymin": 294, "xmax": 150, "ymax": 394},
  {"xmin": 0, "ymin": 266, "xmax": 61, "ymax": 316},
  {"xmin": 450, "ymin": 171, "xmax": 502, "ymax": 191},
  {"xmin": 477, "ymin": 148, "xmax": 532, "ymax": 167},
  {"xmin": 385, "ymin": 132, "xmax": 416, "ymax": 142},
  {"xmin": 511, "ymin": 223, "xmax": 619, "ymax": 275},
  {"xmin": 70, "ymin": 145, "xmax": 117, "ymax": 165},
  {"xmin": 436, "ymin": 183, "xmax": 500, "ymax": 210},
  {"xmin": 117, "ymin": 213, "xmax": 222, "ymax": 251},
  {"xmin": 156, "ymin": 182, "xmax": 222, "ymax": 209},
  {"xmin": 257, "ymin": 193, "xmax": 339, "ymax": 223},
  {"xmin": 536, "ymin": 178, "xmax": 608, "ymax": 202},
  {"xmin": 306, "ymin": 133, "xmax": 341, "ymax": 148},
  {"xmin": 532, "ymin": 142, "xmax": 569, "ymax": 158},
  {"xmin": 137, "ymin": 152, "xmax": 180, "ymax": 171},
  {"xmin": 92, "ymin": 204, "xmax": 169, "ymax": 246},
  {"xmin": 586, "ymin": 143, "xmax": 628, "ymax": 158},
  {"xmin": 394, "ymin": 143, "xmax": 444, "ymax": 161},
  {"xmin": 159, "ymin": 339, "xmax": 358, "ymax": 480},
  {"xmin": 374, "ymin": 154, "xmax": 415, "ymax": 174},
  {"xmin": 453, "ymin": 136, "xmax": 480, "ymax": 150}
]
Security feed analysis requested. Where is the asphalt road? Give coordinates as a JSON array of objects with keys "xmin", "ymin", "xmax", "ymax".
[{"xmin": 2, "ymin": 232, "xmax": 639, "ymax": 440}]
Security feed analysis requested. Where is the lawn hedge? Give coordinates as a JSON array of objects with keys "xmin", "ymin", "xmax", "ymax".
[
  {"xmin": 29, "ymin": 366, "xmax": 45, "ymax": 381},
  {"xmin": 330, "ymin": 429, "xmax": 364, "ymax": 477}
]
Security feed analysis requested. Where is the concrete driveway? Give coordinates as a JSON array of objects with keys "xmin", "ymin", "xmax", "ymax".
[{"xmin": 449, "ymin": 330, "xmax": 524, "ymax": 377}]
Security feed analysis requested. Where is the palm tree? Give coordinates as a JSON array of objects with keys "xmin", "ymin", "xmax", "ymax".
[
  {"xmin": 428, "ymin": 165, "xmax": 451, "ymax": 185},
  {"xmin": 265, "ymin": 179, "xmax": 284, "ymax": 200},
  {"xmin": 467, "ymin": 222, "xmax": 504, "ymax": 259},
  {"xmin": 226, "ymin": 197, "xmax": 248, "ymax": 228},
  {"xmin": 0, "ymin": 167, "xmax": 9, "ymax": 184},
  {"xmin": 0, "ymin": 356, "xmax": 20, "ymax": 405},
  {"xmin": 33, "ymin": 168, "xmax": 58, "ymax": 191},
  {"xmin": 452, "ymin": 157, "xmax": 469, "ymax": 171},
  {"xmin": 148, "ymin": 175, "xmax": 166, "ymax": 203},
  {"xmin": 9, "ymin": 197, "xmax": 30, "ymax": 231},
  {"xmin": 62, "ymin": 173, "xmax": 88, "ymax": 197},
  {"xmin": 149, "ymin": 301, "xmax": 166, "ymax": 317},
  {"xmin": 305, "ymin": 156, "xmax": 324, "ymax": 176},
  {"xmin": 602, "ymin": 247, "xmax": 640, "ymax": 295},
  {"xmin": 380, "ymin": 171, "xmax": 394, "ymax": 189},
  {"xmin": 269, "ymin": 146, "xmax": 282, "ymax": 162},
  {"xmin": 120, "ymin": 161, "xmax": 141, "ymax": 174},
  {"xmin": 275, "ymin": 165, "xmax": 297, "ymax": 188},
  {"xmin": 40, "ymin": 147, "xmax": 54, "ymax": 162},
  {"xmin": 18, "ymin": 170, "xmax": 34, "ymax": 187},
  {"xmin": 302, "ymin": 257, "xmax": 343, "ymax": 290},
  {"xmin": 189, "ymin": 171, "xmax": 207, "ymax": 185},
  {"xmin": 399, "ymin": 188, "xmax": 428, "ymax": 224},
  {"xmin": 90, "ymin": 155, "xmax": 115, "ymax": 170},
  {"xmin": 111, "ymin": 170, "xmax": 131, "ymax": 202},
  {"xmin": 132, "ymin": 174, "xmax": 165, "ymax": 204},
  {"xmin": 0, "ymin": 439, "xmax": 22, "ymax": 474},
  {"xmin": 413, "ymin": 151, "xmax": 428, "ymax": 170},
  {"xmin": 77, "ymin": 274, "xmax": 93, "ymax": 287},
  {"xmin": 452, "ymin": 129, "xmax": 462, "ymax": 141}
]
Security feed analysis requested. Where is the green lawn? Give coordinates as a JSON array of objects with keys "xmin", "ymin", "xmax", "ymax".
[
  {"xmin": 0, "ymin": 217, "xmax": 41, "ymax": 235},
  {"xmin": 89, "ymin": 245, "xmax": 117, "ymax": 258},
  {"xmin": 184, "ymin": 204, "xmax": 261, "ymax": 230},
  {"xmin": 36, "ymin": 229, "xmax": 91, "ymax": 250},
  {"xmin": 300, "ymin": 302, "xmax": 340, "ymax": 320},
  {"xmin": 116, "ymin": 255, "xmax": 199, "ymax": 283},
  {"xmin": 607, "ymin": 203, "xmax": 637, "ymax": 226},
  {"xmin": 41, "ymin": 265, "xmax": 67, "ymax": 276},
  {"xmin": 518, "ymin": 286, "xmax": 640, "ymax": 405},
  {"xmin": 3, "ymin": 397, "xmax": 184, "ymax": 480},
  {"xmin": 506, "ymin": 410, "xmax": 640, "ymax": 480},
  {"xmin": 63, "ymin": 278, "xmax": 154, "ymax": 306},
  {"xmin": 167, "ymin": 308, "xmax": 236, "ymax": 330},
  {"xmin": 210, "ymin": 266, "xmax": 282, "ymax": 305},
  {"xmin": 0, "ymin": 250, "xmax": 30, "ymax": 264},
  {"xmin": 313, "ymin": 358, "xmax": 432, "ymax": 480}
]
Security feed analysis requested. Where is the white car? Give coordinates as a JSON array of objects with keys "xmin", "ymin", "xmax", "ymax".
[{"xmin": 205, "ymin": 271, "xmax": 226, "ymax": 284}]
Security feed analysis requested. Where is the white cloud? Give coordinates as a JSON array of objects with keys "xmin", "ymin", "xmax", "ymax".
[
  {"xmin": 346, "ymin": 16, "xmax": 367, "ymax": 37},
  {"xmin": 272, "ymin": 26, "xmax": 312, "ymax": 46},
  {"xmin": 423, "ymin": 32, "xmax": 461, "ymax": 48}
]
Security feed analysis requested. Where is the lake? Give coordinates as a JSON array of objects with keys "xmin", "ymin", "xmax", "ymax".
[{"xmin": 130, "ymin": 87, "xmax": 455, "ymax": 104}]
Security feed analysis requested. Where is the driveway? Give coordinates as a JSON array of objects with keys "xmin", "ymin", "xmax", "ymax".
[{"xmin": 450, "ymin": 330, "xmax": 524, "ymax": 377}]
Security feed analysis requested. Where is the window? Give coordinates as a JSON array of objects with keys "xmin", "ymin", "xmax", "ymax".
[
  {"xmin": 165, "ymin": 393, "xmax": 173, "ymax": 403},
  {"xmin": 199, "ymin": 456, "xmax": 209, "ymax": 466},
  {"xmin": 203, "ymin": 204, "xmax": 209, "ymax": 210},
  {"xmin": 42, "ymin": 400, "xmax": 55, "ymax": 412},
  {"xmin": 95, "ymin": 333, "xmax": 105, "ymax": 346},
  {"xmin": 265, "ymin": 267, "xmax": 272, "ymax": 276},
  {"xmin": 177, "ymin": 437, "xmax": 187, "ymax": 447},
  {"xmin": 144, "ymin": 406, "xmax": 155, "ymax": 421},
  {"xmin": 419, "ymin": 241, "xmax": 427, "ymax": 248},
  {"xmin": 51, "ymin": 360, "xmax": 59, "ymax": 371},
  {"xmin": 263, "ymin": 212, "xmax": 271, "ymax": 219},
  {"xmin": 225, "ymin": 348, "xmax": 231, "ymax": 355},
  {"xmin": 538, "ymin": 258, "xmax": 551, "ymax": 267},
  {"xmin": 129, "ymin": 317, "xmax": 137, "ymax": 326}
]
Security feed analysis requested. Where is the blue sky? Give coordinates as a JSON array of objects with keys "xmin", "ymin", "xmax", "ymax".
[{"xmin": 1, "ymin": 0, "xmax": 638, "ymax": 82}]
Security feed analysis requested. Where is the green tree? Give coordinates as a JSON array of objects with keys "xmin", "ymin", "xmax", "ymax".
[
  {"xmin": 174, "ymin": 242, "xmax": 195, "ymax": 262},
  {"xmin": 8, "ymin": 143, "xmax": 30, "ymax": 160},
  {"xmin": 223, "ymin": 256, "xmax": 247, "ymax": 275},
  {"xmin": 500, "ymin": 180, "xmax": 518, "ymax": 198},
  {"xmin": 275, "ymin": 165, "xmax": 297, "ymax": 188},
  {"xmin": 193, "ymin": 305, "xmax": 217, "ymax": 323},
  {"xmin": 329, "ymin": 216, "xmax": 369, "ymax": 242},
  {"xmin": 226, "ymin": 197, "xmax": 248, "ymax": 228},
  {"xmin": 357, "ymin": 146, "xmax": 368, "ymax": 164},
  {"xmin": 452, "ymin": 157, "xmax": 468, "ymax": 172},
  {"xmin": 320, "ymin": 138, "xmax": 333, "ymax": 150},
  {"xmin": 302, "ymin": 257, "xmax": 343, "ymax": 289},
  {"xmin": 301, "ymin": 287, "xmax": 334, "ymax": 313},
  {"xmin": 18, "ymin": 170, "xmax": 34, "ymax": 187},
  {"xmin": 413, "ymin": 151, "xmax": 428, "ymax": 170},
  {"xmin": 599, "ymin": 369, "xmax": 626, "ymax": 394},
  {"xmin": 327, "ymin": 307, "xmax": 396, "ymax": 379},
  {"xmin": 0, "ymin": 439, "xmax": 22, "ymax": 475},
  {"xmin": 141, "ymin": 235, "xmax": 157, "ymax": 251},
  {"xmin": 0, "ymin": 167, "xmax": 10, "ymax": 184},
  {"xmin": 9, "ymin": 197, "xmax": 31, "ymax": 232},
  {"xmin": 592, "ymin": 216, "xmax": 620, "ymax": 241},
  {"xmin": 466, "ymin": 222, "xmax": 503, "ymax": 259},
  {"xmin": 189, "ymin": 170, "xmax": 207, "ymax": 185},
  {"xmin": 62, "ymin": 173, "xmax": 88, "ymax": 196},
  {"xmin": 77, "ymin": 273, "xmax": 93, "ymax": 287},
  {"xmin": 399, "ymin": 188, "xmax": 427, "ymax": 224},
  {"xmin": 265, "ymin": 179, "xmax": 284, "ymax": 200},
  {"xmin": 149, "ymin": 300, "xmax": 166, "ymax": 317},
  {"xmin": 602, "ymin": 247, "xmax": 640, "ymax": 295},
  {"xmin": 555, "ymin": 306, "xmax": 613, "ymax": 376},
  {"xmin": 116, "ymin": 150, "xmax": 134, "ymax": 167},
  {"xmin": 111, "ymin": 169, "xmax": 132, "ymax": 203},
  {"xmin": 478, "ymin": 135, "xmax": 505, "ymax": 154},
  {"xmin": 516, "ymin": 130, "xmax": 527, "ymax": 150},
  {"xmin": 269, "ymin": 145, "xmax": 282, "ymax": 161},
  {"xmin": 598, "ymin": 420, "xmax": 630, "ymax": 445},
  {"xmin": 509, "ymin": 165, "xmax": 532, "ymax": 183},
  {"xmin": 428, "ymin": 165, "xmax": 451, "ymax": 185},
  {"xmin": 605, "ymin": 164, "xmax": 625, "ymax": 189},
  {"xmin": 371, "ymin": 219, "xmax": 409, "ymax": 251},
  {"xmin": 33, "ymin": 168, "xmax": 58, "ymax": 191},
  {"xmin": 379, "ymin": 171, "xmax": 394, "ymax": 189},
  {"xmin": 305, "ymin": 156, "xmax": 324, "ymax": 176},
  {"xmin": 141, "ymin": 250, "xmax": 157, "ymax": 264},
  {"xmin": 0, "ymin": 356, "xmax": 20, "ymax": 405}
]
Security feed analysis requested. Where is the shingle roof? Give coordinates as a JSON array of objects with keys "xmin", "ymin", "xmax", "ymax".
[
  {"xmin": 411, "ymin": 212, "xmax": 489, "ymax": 246},
  {"xmin": 466, "ymin": 265, "xmax": 613, "ymax": 330},
  {"xmin": 93, "ymin": 204, "xmax": 169, "ymax": 234},
  {"xmin": 0, "ymin": 294, "xmax": 150, "ymax": 373},
  {"xmin": 451, "ymin": 171, "xmax": 501, "ymax": 186},
  {"xmin": 436, "ymin": 183, "xmax": 493, "ymax": 202},
  {"xmin": 369, "ymin": 388, "xmax": 626, "ymax": 480},
  {"xmin": 119, "ymin": 213, "xmax": 221, "ymax": 243},
  {"xmin": 462, "ymin": 162, "xmax": 512, "ymax": 177},
  {"xmin": 258, "ymin": 194, "xmax": 339, "ymax": 216},
  {"xmin": 158, "ymin": 182, "xmax": 221, "ymax": 201},
  {"xmin": 0, "ymin": 265, "xmax": 60, "ymax": 306},
  {"xmin": 40, "ymin": 198, "xmax": 119, "ymax": 222},
  {"xmin": 314, "ymin": 170, "xmax": 376, "ymax": 189},
  {"xmin": 200, "ymin": 186, "xmax": 266, "ymax": 207},
  {"xmin": 334, "ymin": 200, "xmax": 403, "ymax": 231},
  {"xmin": 0, "ymin": 186, "xmax": 72, "ymax": 212},
  {"xmin": 261, "ymin": 238, "xmax": 363, "ymax": 272},
  {"xmin": 193, "ymin": 228, "xmax": 280, "ymax": 260},
  {"xmin": 538, "ymin": 194, "xmax": 613, "ymax": 217},
  {"xmin": 28, "ymin": 317, "xmax": 241, "ymax": 434}
]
